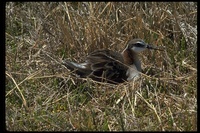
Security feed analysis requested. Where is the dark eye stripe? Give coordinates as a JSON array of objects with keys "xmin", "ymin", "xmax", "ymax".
[{"xmin": 134, "ymin": 42, "xmax": 145, "ymax": 47}]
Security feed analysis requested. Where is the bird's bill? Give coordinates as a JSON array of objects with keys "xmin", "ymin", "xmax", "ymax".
[{"xmin": 147, "ymin": 44, "xmax": 165, "ymax": 51}]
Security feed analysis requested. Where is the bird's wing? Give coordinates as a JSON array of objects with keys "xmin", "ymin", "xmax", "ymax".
[{"xmin": 86, "ymin": 50, "xmax": 128, "ymax": 83}]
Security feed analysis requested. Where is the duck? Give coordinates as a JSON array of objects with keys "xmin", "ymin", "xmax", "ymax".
[{"xmin": 62, "ymin": 39, "xmax": 163, "ymax": 84}]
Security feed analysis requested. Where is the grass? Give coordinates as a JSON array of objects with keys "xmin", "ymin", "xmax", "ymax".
[{"xmin": 5, "ymin": 2, "xmax": 197, "ymax": 131}]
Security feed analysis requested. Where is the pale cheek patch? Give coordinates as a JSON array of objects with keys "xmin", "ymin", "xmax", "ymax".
[{"xmin": 131, "ymin": 47, "xmax": 146, "ymax": 52}]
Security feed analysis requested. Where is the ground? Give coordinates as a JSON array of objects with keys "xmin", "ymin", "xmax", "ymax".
[{"xmin": 6, "ymin": 2, "xmax": 197, "ymax": 131}]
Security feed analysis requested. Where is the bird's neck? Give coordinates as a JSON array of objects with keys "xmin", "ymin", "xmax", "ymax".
[{"xmin": 122, "ymin": 49, "xmax": 141, "ymax": 72}]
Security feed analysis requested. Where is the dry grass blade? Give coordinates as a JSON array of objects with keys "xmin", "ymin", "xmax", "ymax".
[
  {"xmin": 136, "ymin": 91, "xmax": 163, "ymax": 131},
  {"xmin": 6, "ymin": 70, "xmax": 43, "ymax": 97},
  {"xmin": 6, "ymin": 72, "xmax": 27, "ymax": 109}
]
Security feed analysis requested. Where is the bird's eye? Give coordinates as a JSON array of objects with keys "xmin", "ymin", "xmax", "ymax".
[{"xmin": 134, "ymin": 42, "xmax": 144, "ymax": 47}]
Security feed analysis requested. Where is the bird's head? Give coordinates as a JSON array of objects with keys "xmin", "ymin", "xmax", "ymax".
[{"xmin": 127, "ymin": 39, "xmax": 164, "ymax": 53}]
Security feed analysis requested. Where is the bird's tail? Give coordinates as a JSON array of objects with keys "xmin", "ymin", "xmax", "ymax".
[{"xmin": 62, "ymin": 60, "xmax": 91, "ymax": 77}]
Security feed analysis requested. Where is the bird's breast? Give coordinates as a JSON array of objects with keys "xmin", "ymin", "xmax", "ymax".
[{"xmin": 126, "ymin": 64, "xmax": 140, "ymax": 81}]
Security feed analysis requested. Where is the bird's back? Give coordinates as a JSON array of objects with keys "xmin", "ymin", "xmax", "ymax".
[{"xmin": 63, "ymin": 49, "xmax": 129, "ymax": 84}]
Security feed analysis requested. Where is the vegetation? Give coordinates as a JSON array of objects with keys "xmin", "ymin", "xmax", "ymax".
[{"xmin": 6, "ymin": 2, "xmax": 197, "ymax": 131}]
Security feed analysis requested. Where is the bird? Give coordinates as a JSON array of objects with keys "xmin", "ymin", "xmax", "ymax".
[{"xmin": 62, "ymin": 39, "xmax": 163, "ymax": 84}]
